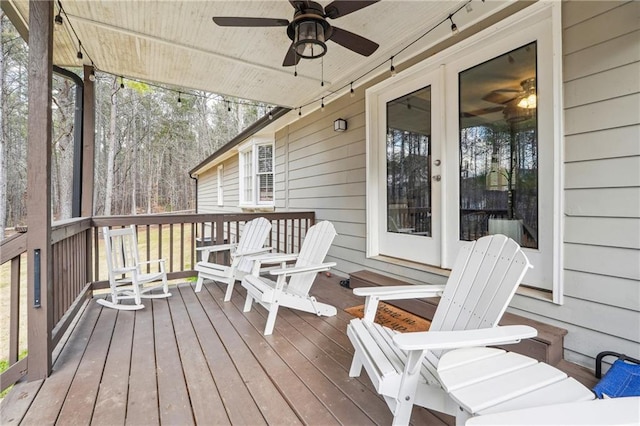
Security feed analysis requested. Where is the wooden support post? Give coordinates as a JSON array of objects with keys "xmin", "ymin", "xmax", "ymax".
[
  {"xmin": 81, "ymin": 64, "xmax": 95, "ymax": 217},
  {"xmin": 26, "ymin": 0, "xmax": 54, "ymax": 381},
  {"xmin": 81, "ymin": 66, "xmax": 95, "ymax": 285}
]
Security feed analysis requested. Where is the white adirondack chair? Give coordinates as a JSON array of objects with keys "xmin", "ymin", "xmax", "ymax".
[
  {"xmin": 347, "ymin": 234, "xmax": 538, "ymax": 425},
  {"xmin": 98, "ymin": 225, "xmax": 171, "ymax": 310},
  {"xmin": 241, "ymin": 220, "xmax": 337, "ymax": 335},
  {"xmin": 195, "ymin": 216, "xmax": 272, "ymax": 301}
]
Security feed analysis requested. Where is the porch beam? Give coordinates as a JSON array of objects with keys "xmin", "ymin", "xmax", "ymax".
[
  {"xmin": 81, "ymin": 64, "xmax": 95, "ymax": 217},
  {"xmin": 26, "ymin": 0, "xmax": 54, "ymax": 380}
]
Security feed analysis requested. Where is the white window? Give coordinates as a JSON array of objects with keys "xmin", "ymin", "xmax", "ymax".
[
  {"xmin": 239, "ymin": 138, "xmax": 274, "ymax": 207},
  {"xmin": 366, "ymin": 2, "xmax": 563, "ymax": 302},
  {"xmin": 217, "ymin": 165, "xmax": 224, "ymax": 206}
]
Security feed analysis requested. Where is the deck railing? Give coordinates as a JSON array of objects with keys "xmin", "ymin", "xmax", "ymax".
[{"xmin": 0, "ymin": 211, "xmax": 315, "ymax": 392}]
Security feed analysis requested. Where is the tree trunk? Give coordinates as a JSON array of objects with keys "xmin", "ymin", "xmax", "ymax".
[
  {"xmin": 104, "ymin": 76, "xmax": 118, "ymax": 216},
  {"xmin": 0, "ymin": 13, "xmax": 6, "ymax": 239}
]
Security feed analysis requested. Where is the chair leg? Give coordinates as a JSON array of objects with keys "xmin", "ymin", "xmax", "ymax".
[
  {"xmin": 195, "ymin": 275, "xmax": 204, "ymax": 292},
  {"xmin": 243, "ymin": 294, "xmax": 254, "ymax": 312},
  {"xmin": 349, "ymin": 355, "xmax": 364, "ymax": 377},
  {"xmin": 391, "ymin": 400, "xmax": 414, "ymax": 426},
  {"xmin": 264, "ymin": 304, "xmax": 279, "ymax": 335},
  {"xmin": 223, "ymin": 280, "xmax": 235, "ymax": 302}
]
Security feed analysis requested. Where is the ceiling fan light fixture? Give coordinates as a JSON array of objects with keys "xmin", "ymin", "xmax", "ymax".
[
  {"xmin": 517, "ymin": 77, "xmax": 537, "ymax": 109},
  {"xmin": 294, "ymin": 19, "xmax": 327, "ymax": 59}
]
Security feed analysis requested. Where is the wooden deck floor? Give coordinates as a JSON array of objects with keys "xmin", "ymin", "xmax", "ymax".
[{"xmin": 1, "ymin": 274, "xmax": 453, "ymax": 425}]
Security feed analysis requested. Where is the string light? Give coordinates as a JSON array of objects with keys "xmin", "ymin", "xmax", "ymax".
[
  {"xmin": 268, "ymin": 108, "xmax": 273, "ymax": 120},
  {"xmin": 55, "ymin": 0, "xmax": 64, "ymax": 25},
  {"xmin": 298, "ymin": 107, "xmax": 302, "ymax": 117},
  {"xmin": 120, "ymin": 76, "xmax": 124, "ymax": 89},
  {"xmin": 321, "ymin": 98, "xmax": 325, "ymax": 111},
  {"xmin": 88, "ymin": 67, "xmax": 96, "ymax": 82},
  {"xmin": 350, "ymin": 82, "xmax": 355, "ymax": 98},
  {"xmin": 227, "ymin": 101, "xmax": 231, "ymax": 112},
  {"xmin": 449, "ymin": 15, "xmax": 459, "ymax": 34},
  {"xmin": 292, "ymin": 0, "xmax": 474, "ymax": 114},
  {"xmin": 77, "ymin": 40, "xmax": 83, "ymax": 60},
  {"xmin": 177, "ymin": 92, "xmax": 182, "ymax": 104}
]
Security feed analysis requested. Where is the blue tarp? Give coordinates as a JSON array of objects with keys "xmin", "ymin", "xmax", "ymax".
[{"xmin": 593, "ymin": 359, "xmax": 640, "ymax": 398}]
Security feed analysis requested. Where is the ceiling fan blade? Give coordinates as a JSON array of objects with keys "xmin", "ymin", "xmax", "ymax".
[
  {"xmin": 282, "ymin": 43, "xmax": 301, "ymax": 67},
  {"xmin": 482, "ymin": 91, "xmax": 519, "ymax": 105},
  {"xmin": 329, "ymin": 26, "xmax": 379, "ymax": 56},
  {"xmin": 461, "ymin": 106, "xmax": 504, "ymax": 118},
  {"xmin": 324, "ymin": 1, "xmax": 379, "ymax": 19},
  {"xmin": 212, "ymin": 17, "xmax": 289, "ymax": 27}
]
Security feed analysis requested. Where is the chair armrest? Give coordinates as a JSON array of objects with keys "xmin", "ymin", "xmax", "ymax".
[
  {"xmin": 355, "ymin": 284, "xmax": 445, "ymax": 321},
  {"xmin": 393, "ymin": 325, "xmax": 538, "ymax": 351},
  {"xmin": 247, "ymin": 252, "xmax": 299, "ymax": 263},
  {"xmin": 233, "ymin": 247, "xmax": 273, "ymax": 257},
  {"xmin": 137, "ymin": 259, "xmax": 165, "ymax": 265},
  {"xmin": 353, "ymin": 284, "xmax": 445, "ymax": 300},
  {"xmin": 196, "ymin": 243, "xmax": 237, "ymax": 253},
  {"xmin": 269, "ymin": 262, "xmax": 337, "ymax": 276}
]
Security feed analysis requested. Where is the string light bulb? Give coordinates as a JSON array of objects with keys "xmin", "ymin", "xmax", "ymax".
[
  {"xmin": 390, "ymin": 57, "xmax": 396, "ymax": 77},
  {"xmin": 268, "ymin": 108, "xmax": 273, "ymax": 120},
  {"xmin": 77, "ymin": 40, "xmax": 83, "ymax": 60},
  {"xmin": 298, "ymin": 107, "xmax": 302, "ymax": 117},
  {"xmin": 227, "ymin": 101, "xmax": 231, "ymax": 112},
  {"xmin": 449, "ymin": 15, "xmax": 459, "ymax": 34},
  {"xmin": 89, "ymin": 68, "xmax": 96, "ymax": 82},
  {"xmin": 177, "ymin": 92, "xmax": 182, "ymax": 104},
  {"xmin": 55, "ymin": 0, "xmax": 63, "ymax": 25},
  {"xmin": 120, "ymin": 76, "xmax": 124, "ymax": 89},
  {"xmin": 321, "ymin": 98, "xmax": 325, "ymax": 111},
  {"xmin": 350, "ymin": 82, "xmax": 355, "ymax": 98}
]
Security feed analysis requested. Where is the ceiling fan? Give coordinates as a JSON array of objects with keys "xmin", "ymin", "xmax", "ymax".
[
  {"xmin": 463, "ymin": 77, "xmax": 537, "ymax": 119},
  {"xmin": 212, "ymin": 1, "xmax": 380, "ymax": 67}
]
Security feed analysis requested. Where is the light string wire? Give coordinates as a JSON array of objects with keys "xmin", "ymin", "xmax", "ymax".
[
  {"xmin": 55, "ymin": 0, "xmax": 274, "ymax": 111},
  {"xmin": 55, "ymin": 0, "xmax": 473, "ymax": 113},
  {"xmin": 294, "ymin": 0, "xmax": 473, "ymax": 114}
]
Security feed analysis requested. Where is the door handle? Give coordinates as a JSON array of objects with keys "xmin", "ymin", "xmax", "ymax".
[{"xmin": 433, "ymin": 175, "xmax": 441, "ymax": 182}]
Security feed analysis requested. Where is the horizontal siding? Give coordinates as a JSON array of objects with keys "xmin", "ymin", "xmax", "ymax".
[
  {"xmin": 529, "ymin": 0, "xmax": 640, "ymax": 368},
  {"xmin": 565, "ymin": 188, "xmax": 640, "ymax": 217},
  {"xmin": 565, "ymin": 125, "xmax": 640, "ymax": 162}
]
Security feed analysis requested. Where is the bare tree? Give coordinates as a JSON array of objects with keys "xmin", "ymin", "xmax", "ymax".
[{"xmin": 104, "ymin": 76, "xmax": 119, "ymax": 216}]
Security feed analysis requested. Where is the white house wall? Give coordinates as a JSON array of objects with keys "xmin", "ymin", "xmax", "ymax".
[
  {"xmin": 197, "ymin": 0, "xmax": 639, "ymax": 369},
  {"xmin": 508, "ymin": 0, "xmax": 640, "ymax": 368}
]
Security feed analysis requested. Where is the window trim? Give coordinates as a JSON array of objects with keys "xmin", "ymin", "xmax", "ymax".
[
  {"xmin": 217, "ymin": 165, "xmax": 224, "ymax": 207},
  {"xmin": 365, "ymin": 1, "xmax": 564, "ymax": 303},
  {"xmin": 238, "ymin": 137, "xmax": 275, "ymax": 208}
]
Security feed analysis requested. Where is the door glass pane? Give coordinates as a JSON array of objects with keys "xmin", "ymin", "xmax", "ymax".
[
  {"xmin": 459, "ymin": 42, "xmax": 538, "ymax": 248},
  {"xmin": 386, "ymin": 86, "xmax": 432, "ymax": 236}
]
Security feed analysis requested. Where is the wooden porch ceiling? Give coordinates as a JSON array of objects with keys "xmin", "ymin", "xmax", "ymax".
[
  {"xmin": 1, "ymin": 275, "xmax": 453, "ymax": 425},
  {"xmin": 4, "ymin": 0, "xmax": 512, "ymax": 109}
]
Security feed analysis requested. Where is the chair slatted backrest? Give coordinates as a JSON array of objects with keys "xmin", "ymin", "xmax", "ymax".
[
  {"xmin": 287, "ymin": 221, "xmax": 337, "ymax": 296},
  {"xmin": 103, "ymin": 226, "xmax": 140, "ymax": 281},
  {"xmin": 428, "ymin": 234, "xmax": 531, "ymax": 360},
  {"xmin": 235, "ymin": 217, "xmax": 272, "ymax": 273}
]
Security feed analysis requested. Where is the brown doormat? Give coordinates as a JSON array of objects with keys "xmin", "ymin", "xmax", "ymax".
[{"xmin": 345, "ymin": 302, "xmax": 431, "ymax": 333}]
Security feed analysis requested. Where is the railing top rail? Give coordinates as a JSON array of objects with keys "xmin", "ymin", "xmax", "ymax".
[
  {"xmin": 0, "ymin": 232, "xmax": 27, "ymax": 264},
  {"xmin": 92, "ymin": 211, "xmax": 315, "ymax": 227}
]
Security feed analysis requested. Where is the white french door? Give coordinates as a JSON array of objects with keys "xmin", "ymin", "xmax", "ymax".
[{"xmin": 376, "ymin": 68, "xmax": 442, "ymax": 266}]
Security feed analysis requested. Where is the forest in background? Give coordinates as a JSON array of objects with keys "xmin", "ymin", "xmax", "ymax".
[{"xmin": 0, "ymin": 13, "xmax": 269, "ymax": 240}]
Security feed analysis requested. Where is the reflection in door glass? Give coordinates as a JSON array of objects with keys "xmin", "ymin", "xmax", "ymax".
[
  {"xmin": 458, "ymin": 42, "xmax": 538, "ymax": 248},
  {"xmin": 386, "ymin": 86, "xmax": 431, "ymax": 237}
]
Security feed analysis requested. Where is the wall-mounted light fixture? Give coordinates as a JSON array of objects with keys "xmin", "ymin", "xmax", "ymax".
[{"xmin": 334, "ymin": 118, "xmax": 347, "ymax": 132}]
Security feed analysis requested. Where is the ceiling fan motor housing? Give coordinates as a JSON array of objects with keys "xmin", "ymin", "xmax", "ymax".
[{"xmin": 287, "ymin": 2, "xmax": 332, "ymax": 59}]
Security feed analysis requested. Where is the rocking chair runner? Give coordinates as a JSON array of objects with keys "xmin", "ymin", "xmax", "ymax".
[
  {"xmin": 98, "ymin": 225, "xmax": 171, "ymax": 310},
  {"xmin": 347, "ymin": 234, "xmax": 543, "ymax": 424},
  {"xmin": 241, "ymin": 220, "xmax": 337, "ymax": 335},
  {"xmin": 194, "ymin": 216, "xmax": 272, "ymax": 301}
]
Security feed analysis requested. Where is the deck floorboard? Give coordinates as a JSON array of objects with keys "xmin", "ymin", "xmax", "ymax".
[{"xmin": 4, "ymin": 274, "xmax": 454, "ymax": 425}]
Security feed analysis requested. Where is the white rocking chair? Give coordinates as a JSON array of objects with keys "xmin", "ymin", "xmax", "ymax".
[
  {"xmin": 241, "ymin": 220, "xmax": 337, "ymax": 335},
  {"xmin": 347, "ymin": 234, "xmax": 540, "ymax": 424},
  {"xmin": 195, "ymin": 216, "xmax": 272, "ymax": 301},
  {"xmin": 98, "ymin": 225, "xmax": 171, "ymax": 310}
]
